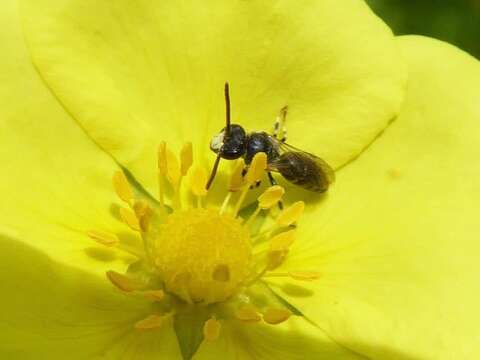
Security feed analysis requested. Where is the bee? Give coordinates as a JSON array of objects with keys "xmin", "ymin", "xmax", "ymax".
[{"xmin": 206, "ymin": 83, "xmax": 335, "ymax": 193}]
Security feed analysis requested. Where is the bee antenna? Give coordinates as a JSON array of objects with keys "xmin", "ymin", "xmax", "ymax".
[
  {"xmin": 224, "ymin": 82, "xmax": 231, "ymax": 137},
  {"xmin": 206, "ymin": 154, "xmax": 221, "ymax": 190}
]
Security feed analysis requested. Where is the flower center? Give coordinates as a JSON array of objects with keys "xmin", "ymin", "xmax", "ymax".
[
  {"xmin": 154, "ymin": 208, "xmax": 251, "ymax": 303},
  {"xmin": 88, "ymin": 142, "xmax": 320, "ymax": 342}
]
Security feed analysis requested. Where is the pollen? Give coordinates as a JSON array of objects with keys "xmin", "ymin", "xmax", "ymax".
[{"xmin": 154, "ymin": 208, "xmax": 251, "ymax": 304}]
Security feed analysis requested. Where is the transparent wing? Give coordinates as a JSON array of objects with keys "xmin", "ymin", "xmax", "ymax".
[{"xmin": 267, "ymin": 135, "xmax": 336, "ymax": 184}]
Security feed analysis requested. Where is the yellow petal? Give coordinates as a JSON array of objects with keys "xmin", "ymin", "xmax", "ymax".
[
  {"xmin": 195, "ymin": 317, "xmax": 362, "ymax": 359},
  {"xmin": 0, "ymin": 1, "xmax": 134, "ymax": 277},
  {"xmin": 21, "ymin": 0, "xmax": 406, "ymax": 196},
  {"xmin": 275, "ymin": 37, "xmax": 480, "ymax": 359},
  {"xmin": 0, "ymin": 234, "xmax": 181, "ymax": 359}
]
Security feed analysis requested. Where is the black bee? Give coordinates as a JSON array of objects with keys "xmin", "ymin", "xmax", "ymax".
[{"xmin": 206, "ymin": 83, "xmax": 335, "ymax": 193}]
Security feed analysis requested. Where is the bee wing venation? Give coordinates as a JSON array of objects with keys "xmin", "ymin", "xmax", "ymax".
[{"xmin": 267, "ymin": 137, "xmax": 335, "ymax": 184}]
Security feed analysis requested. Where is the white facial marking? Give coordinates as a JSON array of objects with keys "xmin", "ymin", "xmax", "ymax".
[{"xmin": 210, "ymin": 132, "xmax": 225, "ymax": 152}]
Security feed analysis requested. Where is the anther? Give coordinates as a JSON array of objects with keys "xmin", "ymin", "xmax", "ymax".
[
  {"xmin": 132, "ymin": 200, "xmax": 153, "ymax": 232},
  {"xmin": 87, "ymin": 230, "xmax": 119, "ymax": 246},
  {"xmin": 119, "ymin": 207, "xmax": 141, "ymax": 231},
  {"xmin": 112, "ymin": 170, "xmax": 133, "ymax": 204},
  {"xmin": 180, "ymin": 142, "xmax": 193, "ymax": 176},
  {"xmin": 158, "ymin": 142, "xmax": 168, "ymax": 176},
  {"xmin": 235, "ymin": 305, "xmax": 262, "ymax": 323},
  {"xmin": 189, "ymin": 166, "xmax": 208, "ymax": 198},
  {"xmin": 229, "ymin": 159, "xmax": 246, "ymax": 192},
  {"xmin": 258, "ymin": 185, "xmax": 285, "ymax": 209},
  {"xmin": 142, "ymin": 289, "xmax": 166, "ymax": 301},
  {"xmin": 134, "ymin": 314, "xmax": 163, "ymax": 330},
  {"xmin": 276, "ymin": 201, "xmax": 305, "ymax": 227},
  {"xmin": 288, "ymin": 271, "xmax": 321, "ymax": 281},
  {"xmin": 269, "ymin": 230, "xmax": 295, "ymax": 251},
  {"xmin": 212, "ymin": 264, "xmax": 230, "ymax": 282},
  {"xmin": 233, "ymin": 153, "xmax": 267, "ymax": 217},
  {"xmin": 266, "ymin": 250, "xmax": 287, "ymax": 270},
  {"xmin": 106, "ymin": 270, "xmax": 145, "ymax": 292},
  {"xmin": 246, "ymin": 152, "xmax": 267, "ymax": 185},
  {"xmin": 203, "ymin": 317, "xmax": 221, "ymax": 342},
  {"xmin": 166, "ymin": 149, "xmax": 181, "ymax": 186},
  {"xmin": 263, "ymin": 308, "xmax": 291, "ymax": 325}
]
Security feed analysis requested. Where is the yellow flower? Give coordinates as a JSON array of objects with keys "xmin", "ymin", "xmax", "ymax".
[{"xmin": 1, "ymin": 0, "xmax": 479, "ymax": 359}]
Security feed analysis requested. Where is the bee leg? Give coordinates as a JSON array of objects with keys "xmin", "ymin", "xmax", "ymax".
[
  {"xmin": 279, "ymin": 105, "xmax": 288, "ymax": 143},
  {"xmin": 267, "ymin": 172, "xmax": 284, "ymax": 210},
  {"xmin": 280, "ymin": 127, "xmax": 287, "ymax": 143},
  {"xmin": 273, "ymin": 115, "xmax": 281, "ymax": 138}
]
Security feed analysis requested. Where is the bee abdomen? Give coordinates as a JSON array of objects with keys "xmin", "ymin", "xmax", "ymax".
[{"xmin": 277, "ymin": 152, "xmax": 329, "ymax": 193}]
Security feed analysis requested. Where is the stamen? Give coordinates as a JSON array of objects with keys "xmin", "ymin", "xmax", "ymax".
[
  {"xmin": 112, "ymin": 170, "xmax": 133, "ymax": 205},
  {"xmin": 203, "ymin": 317, "xmax": 221, "ymax": 342},
  {"xmin": 229, "ymin": 159, "xmax": 246, "ymax": 192},
  {"xmin": 212, "ymin": 264, "xmax": 230, "ymax": 282},
  {"xmin": 119, "ymin": 207, "xmax": 141, "ymax": 231},
  {"xmin": 180, "ymin": 142, "xmax": 193, "ymax": 176},
  {"xmin": 263, "ymin": 271, "xmax": 321, "ymax": 281},
  {"xmin": 157, "ymin": 142, "xmax": 168, "ymax": 211},
  {"xmin": 106, "ymin": 270, "xmax": 145, "ymax": 292},
  {"xmin": 158, "ymin": 142, "xmax": 168, "ymax": 176},
  {"xmin": 276, "ymin": 201, "xmax": 305, "ymax": 227},
  {"xmin": 101, "ymin": 142, "xmax": 311, "ymax": 332},
  {"xmin": 246, "ymin": 152, "xmax": 267, "ymax": 185},
  {"xmin": 235, "ymin": 305, "xmax": 262, "ymax": 323},
  {"xmin": 142, "ymin": 289, "xmax": 166, "ymax": 301},
  {"xmin": 139, "ymin": 206, "xmax": 153, "ymax": 232},
  {"xmin": 244, "ymin": 207, "xmax": 261, "ymax": 227},
  {"xmin": 288, "ymin": 271, "xmax": 321, "ymax": 281},
  {"xmin": 232, "ymin": 153, "xmax": 267, "ymax": 217},
  {"xmin": 134, "ymin": 314, "xmax": 163, "ymax": 330},
  {"xmin": 245, "ymin": 185, "xmax": 285, "ymax": 226},
  {"xmin": 189, "ymin": 166, "xmax": 208, "ymax": 201},
  {"xmin": 133, "ymin": 200, "xmax": 149, "ymax": 219},
  {"xmin": 170, "ymin": 272, "xmax": 193, "ymax": 304},
  {"xmin": 166, "ymin": 148, "xmax": 181, "ymax": 186},
  {"xmin": 269, "ymin": 230, "xmax": 295, "ymax": 251},
  {"xmin": 87, "ymin": 230, "xmax": 119, "ymax": 246},
  {"xmin": 263, "ymin": 308, "xmax": 291, "ymax": 325},
  {"xmin": 266, "ymin": 250, "xmax": 287, "ymax": 270},
  {"xmin": 133, "ymin": 200, "xmax": 153, "ymax": 232},
  {"xmin": 258, "ymin": 185, "xmax": 285, "ymax": 209},
  {"xmin": 219, "ymin": 192, "xmax": 232, "ymax": 215}
]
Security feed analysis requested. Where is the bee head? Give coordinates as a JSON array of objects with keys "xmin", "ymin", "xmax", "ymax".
[{"xmin": 210, "ymin": 124, "xmax": 247, "ymax": 160}]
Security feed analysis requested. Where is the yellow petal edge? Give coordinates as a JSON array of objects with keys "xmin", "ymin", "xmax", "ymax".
[{"xmin": 276, "ymin": 36, "xmax": 480, "ymax": 360}]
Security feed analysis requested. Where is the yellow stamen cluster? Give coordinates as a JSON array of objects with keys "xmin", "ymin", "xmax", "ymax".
[{"xmin": 87, "ymin": 142, "xmax": 320, "ymax": 343}]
